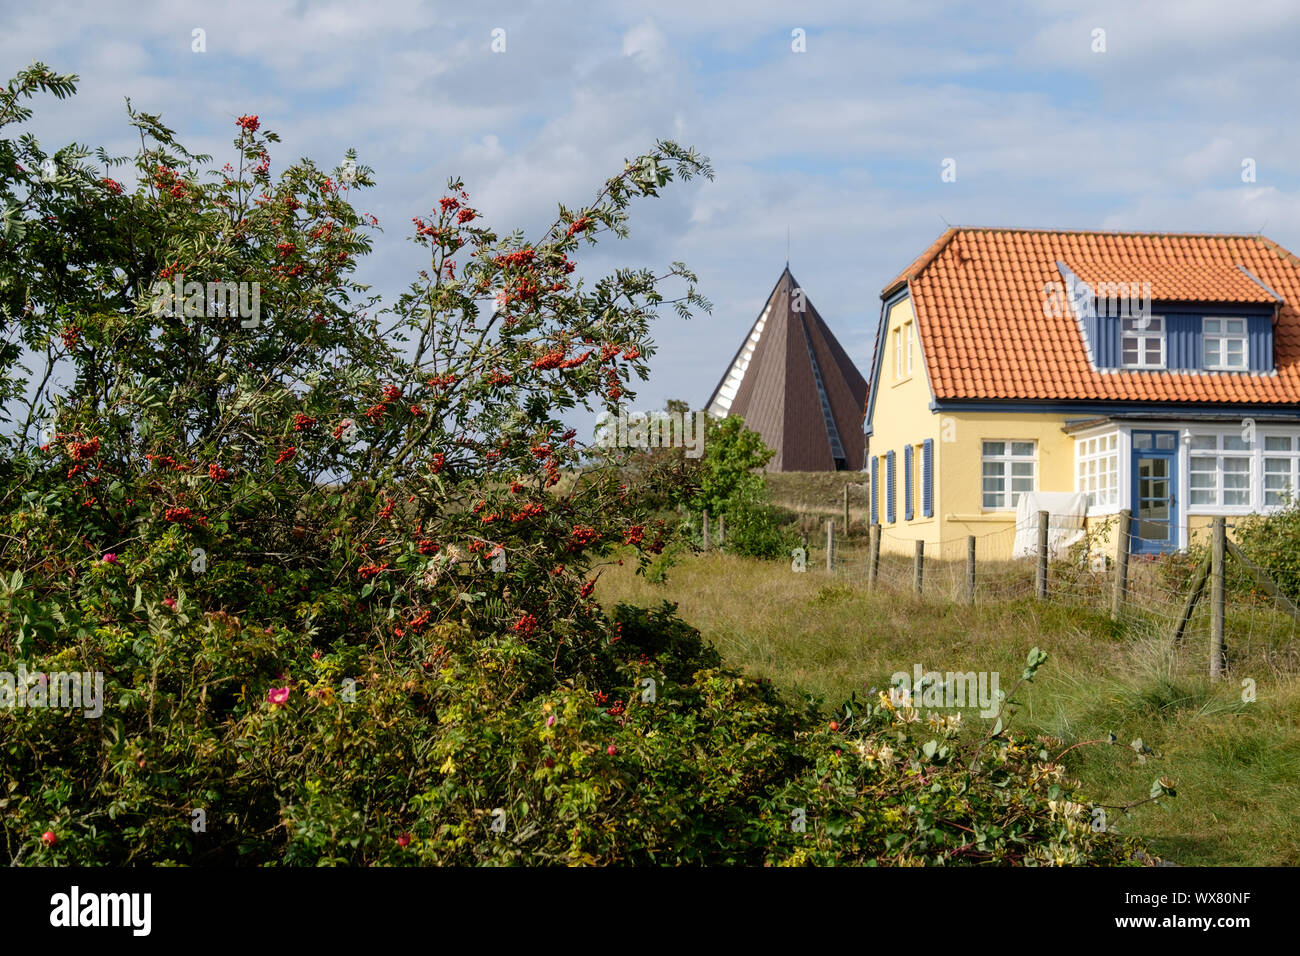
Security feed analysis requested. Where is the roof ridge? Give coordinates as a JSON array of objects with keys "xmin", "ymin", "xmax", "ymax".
[{"xmin": 943, "ymin": 225, "xmax": 1270, "ymax": 240}]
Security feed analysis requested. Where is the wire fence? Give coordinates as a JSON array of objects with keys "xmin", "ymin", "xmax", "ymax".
[{"xmin": 777, "ymin": 510, "xmax": 1300, "ymax": 681}]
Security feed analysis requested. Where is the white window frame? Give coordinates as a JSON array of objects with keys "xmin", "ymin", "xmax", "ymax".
[
  {"xmin": 981, "ymin": 440, "xmax": 1036, "ymax": 511},
  {"xmin": 1076, "ymin": 432, "xmax": 1120, "ymax": 510},
  {"xmin": 1203, "ymin": 317, "xmax": 1248, "ymax": 371},
  {"xmin": 1263, "ymin": 434, "xmax": 1300, "ymax": 508},
  {"xmin": 1121, "ymin": 314, "xmax": 1166, "ymax": 369},
  {"xmin": 905, "ymin": 321, "xmax": 914, "ymax": 376},
  {"xmin": 894, "ymin": 327, "xmax": 903, "ymax": 380},
  {"xmin": 1188, "ymin": 432, "xmax": 1253, "ymax": 510}
]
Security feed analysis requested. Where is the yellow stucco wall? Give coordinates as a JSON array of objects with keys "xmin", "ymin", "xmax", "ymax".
[
  {"xmin": 868, "ymin": 297, "xmax": 943, "ymax": 553},
  {"xmin": 868, "ymin": 295, "xmax": 1077, "ymax": 561}
]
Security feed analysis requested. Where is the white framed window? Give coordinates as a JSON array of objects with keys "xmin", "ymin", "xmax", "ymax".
[
  {"xmin": 1076, "ymin": 433, "xmax": 1119, "ymax": 509},
  {"xmin": 1263, "ymin": 435, "xmax": 1300, "ymax": 507},
  {"xmin": 894, "ymin": 327, "xmax": 903, "ymax": 380},
  {"xmin": 905, "ymin": 321, "xmax": 914, "ymax": 376},
  {"xmin": 1188, "ymin": 433, "xmax": 1251, "ymax": 508},
  {"xmin": 1203, "ymin": 317, "xmax": 1247, "ymax": 370},
  {"xmin": 982, "ymin": 440, "xmax": 1035, "ymax": 510},
  {"xmin": 1121, "ymin": 314, "xmax": 1165, "ymax": 369}
]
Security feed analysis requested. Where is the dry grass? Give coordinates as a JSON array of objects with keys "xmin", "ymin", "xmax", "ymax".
[{"xmin": 599, "ymin": 548, "xmax": 1300, "ymax": 865}]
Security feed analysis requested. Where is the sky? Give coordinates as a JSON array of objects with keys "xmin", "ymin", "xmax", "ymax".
[{"xmin": 5, "ymin": 0, "xmax": 1300, "ymax": 433}]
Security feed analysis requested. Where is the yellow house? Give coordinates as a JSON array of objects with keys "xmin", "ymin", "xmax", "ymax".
[{"xmin": 864, "ymin": 228, "xmax": 1300, "ymax": 560}]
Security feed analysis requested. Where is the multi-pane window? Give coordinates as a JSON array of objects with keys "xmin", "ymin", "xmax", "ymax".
[
  {"xmin": 1203, "ymin": 318, "xmax": 1247, "ymax": 370},
  {"xmin": 982, "ymin": 440, "xmax": 1035, "ymax": 510},
  {"xmin": 894, "ymin": 328, "xmax": 903, "ymax": 379},
  {"xmin": 905, "ymin": 322, "xmax": 914, "ymax": 376},
  {"xmin": 1264, "ymin": 435, "xmax": 1300, "ymax": 507},
  {"xmin": 1076, "ymin": 433, "xmax": 1119, "ymax": 508},
  {"xmin": 1189, "ymin": 434, "xmax": 1251, "ymax": 507},
  {"xmin": 1121, "ymin": 315, "xmax": 1165, "ymax": 368}
]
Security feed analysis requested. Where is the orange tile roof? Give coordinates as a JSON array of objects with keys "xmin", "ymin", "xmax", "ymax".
[{"xmin": 881, "ymin": 228, "xmax": 1300, "ymax": 405}]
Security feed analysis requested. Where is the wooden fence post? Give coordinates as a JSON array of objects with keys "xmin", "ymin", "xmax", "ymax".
[
  {"xmin": 843, "ymin": 484, "xmax": 850, "ymax": 537},
  {"xmin": 868, "ymin": 524, "xmax": 880, "ymax": 590},
  {"xmin": 913, "ymin": 540, "xmax": 924, "ymax": 595},
  {"xmin": 717, "ymin": 514, "xmax": 725, "ymax": 546},
  {"xmin": 966, "ymin": 536, "xmax": 976, "ymax": 605},
  {"xmin": 826, "ymin": 519, "xmax": 835, "ymax": 574},
  {"xmin": 1211, "ymin": 516, "xmax": 1226, "ymax": 679},
  {"xmin": 1172, "ymin": 553, "xmax": 1211, "ymax": 646},
  {"xmin": 1111, "ymin": 509, "xmax": 1131, "ymax": 620},
  {"xmin": 702, "ymin": 511, "xmax": 710, "ymax": 551},
  {"xmin": 1036, "ymin": 510, "xmax": 1049, "ymax": 600}
]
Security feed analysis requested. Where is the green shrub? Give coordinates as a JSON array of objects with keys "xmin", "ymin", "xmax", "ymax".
[
  {"xmin": 723, "ymin": 486, "xmax": 799, "ymax": 559},
  {"xmin": 1234, "ymin": 497, "xmax": 1300, "ymax": 603}
]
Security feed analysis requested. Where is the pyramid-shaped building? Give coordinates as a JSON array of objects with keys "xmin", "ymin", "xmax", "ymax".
[{"xmin": 706, "ymin": 266, "xmax": 868, "ymax": 471}]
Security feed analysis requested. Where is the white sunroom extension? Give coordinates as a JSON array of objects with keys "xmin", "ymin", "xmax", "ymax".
[{"xmin": 1063, "ymin": 416, "xmax": 1300, "ymax": 555}]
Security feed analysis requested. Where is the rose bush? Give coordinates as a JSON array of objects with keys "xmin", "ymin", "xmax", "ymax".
[{"xmin": 0, "ymin": 65, "xmax": 1164, "ymax": 865}]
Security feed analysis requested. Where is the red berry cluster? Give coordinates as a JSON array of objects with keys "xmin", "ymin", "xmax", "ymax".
[
  {"xmin": 208, "ymin": 463, "xmax": 231, "ymax": 481},
  {"xmin": 275, "ymin": 446, "xmax": 297, "ymax": 465},
  {"xmin": 512, "ymin": 502, "xmax": 544, "ymax": 522},
  {"xmin": 429, "ymin": 453, "xmax": 446, "ymax": 474},
  {"xmin": 68, "ymin": 436, "xmax": 100, "ymax": 461},
  {"xmin": 357, "ymin": 562, "xmax": 388, "ymax": 580},
  {"xmin": 164, "ymin": 506, "xmax": 192, "ymax": 522},
  {"xmin": 512, "ymin": 613, "xmax": 538, "ymax": 636},
  {"xmin": 236, "ymin": 115, "xmax": 260, "ymax": 133},
  {"xmin": 293, "ymin": 413, "xmax": 317, "ymax": 432},
  {"xmin": 567, "ymin": 526, "xmax": 599, "ymax": 551}
]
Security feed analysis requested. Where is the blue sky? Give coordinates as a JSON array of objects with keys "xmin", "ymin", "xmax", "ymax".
[{"xmin": 6, "ymin": 0, "xmax": 1300, "ymax": 432}]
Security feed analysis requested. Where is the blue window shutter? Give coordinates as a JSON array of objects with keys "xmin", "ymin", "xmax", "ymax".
[
  {"xmin": 870, "ymin": 456, "xmax": 879, "ymax": 525},
  {"xmin": 904, "ymin": 445, "xmax": 914, "ymax": 521},
  {"xmin": 1249, "ymin": 314, "xmax": 1273, "ymax": 371},
  {"xmin": 922, "ymin": 439, "xmax": 933, "ymax": 518},
  {"xmin": 886, "ymin": 451, "xmax": 896, "ymax": 523}
]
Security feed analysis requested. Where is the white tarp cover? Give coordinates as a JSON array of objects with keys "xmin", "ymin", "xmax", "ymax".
[{"xmin": 1011, "ymin": 491, "xmax": 1088, "ymax": 559}]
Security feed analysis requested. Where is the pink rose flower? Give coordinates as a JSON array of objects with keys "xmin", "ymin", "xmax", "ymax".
[{"xmin": 267, "ymin": 686, "xmax": 291, "ymax": 705}]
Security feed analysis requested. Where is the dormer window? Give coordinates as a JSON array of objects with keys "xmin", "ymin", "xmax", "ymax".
[
  {"xmin": 1203, "ymin": 317, "xmax": 1247, "ymax": 370},
  {"xmin": 1120, "ymin": 314, "xmax": 1165, "ymax": 369}
]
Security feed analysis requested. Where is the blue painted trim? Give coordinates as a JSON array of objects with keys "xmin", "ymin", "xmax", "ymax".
[
  {"xmin": 922, "ymin": 439, "xmax": 933, "ymax": 517},
  {"xmin": 870, "ymin": 456, "xmax": 879, "ymax": 525},
  {"xmin": 864, "ymin": 287, "xmax": 911, "ymax": 438},
  {"xmin": 930, "ymin": 399, "xmax": 1300, "ymax": 418},
  {"xmin": 1129, "ymin": 430, "xmax": 1179, "ymax": 555},
  {"xmin": 904, "ymin": 444, "xmax": 914, "ymax": 521},
  {"xmin": 1091, "ymin": 307, "xmax": 1273, "ymax": 373},
  {"xmin": 886, "ymin": 450, "xmax": 896, "ymax": 524}
]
